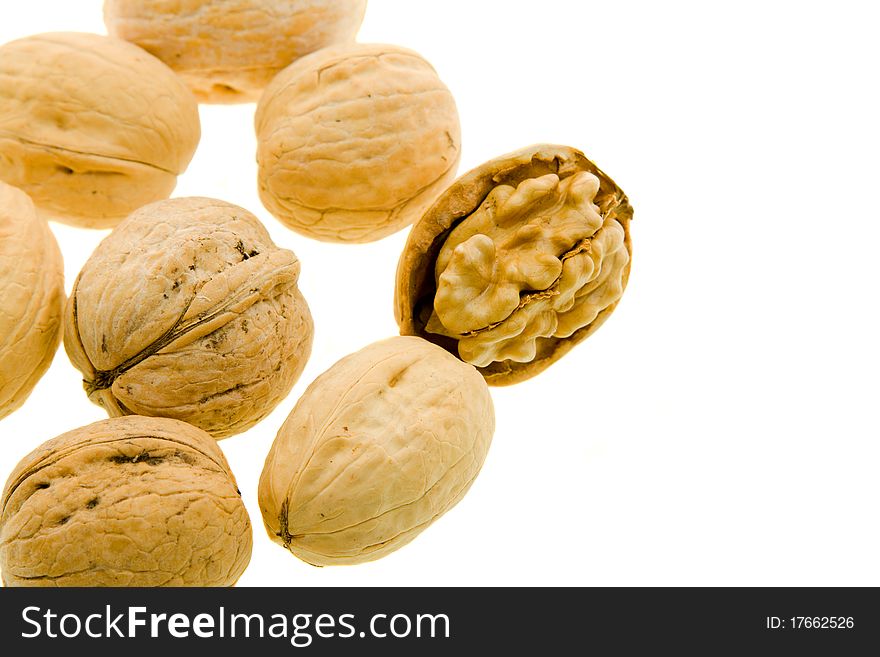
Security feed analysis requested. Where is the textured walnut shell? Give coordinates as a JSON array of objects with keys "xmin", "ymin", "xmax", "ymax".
[
  {"xmin": 395, "ymin": 144, "xmax": 633, "ymax": 385},
  {"xmin": 0, "ymin": 416, "xmax": 252, "ymax": 586},
  {"xmin": 105, "ymin": 0, "xmax": 367, "ymax": 104},
  {"xmin": 256, "ymin": 43, "xmax": 461, "ymax": 243},
  {"xmin": 259, "ymin": 336, "xmax": 494, "ymax": 566},
  {"xmin": 0, "ymin": 32, "xmax": 200, "ymax": 228},
  {"xmin": 64, "ymin": 197, "xmax": 314, "ymax": 439},
  {"xmin": 0, "ymin": 183, "xmax": 64, "ymax": 420}
]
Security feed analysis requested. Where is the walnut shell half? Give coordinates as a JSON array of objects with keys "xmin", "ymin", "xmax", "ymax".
[
  {"xmin": 64, "ymin": 197, "xmax": 314, "ymax": 439},
  {"xmin": 0, "ymin": 182, "xmax": 64, "ymax": 420},
  {"xmin": 259, "ymin": 336, "xmax": 494, "ymax": 566},
  {"xmin": 395, "ymin": 145, "xmax": 633, "ymax": 385},
  {"xmin": 0, "ymin": 32, "xmax": 200, "ymax": 228},
  {"xmin": 0, "ymin": 416, "xmax": 252, "ymax": 586}
]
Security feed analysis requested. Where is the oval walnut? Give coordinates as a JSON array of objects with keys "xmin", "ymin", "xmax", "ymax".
[
  {"xmin": 0, "ymin": 32, "xmax": 200, "ymax": 228},
  {"xmin": 256, "ymin": 43, "xmax": 461, "ymax": 243},
  {"xmin": 64, "ymin": 197, "xmax": 314, "ymax": 439},
  {"xmin": 0, "ymin": 416, "xmax": 252, "ymax": 586},
  {"xmin": 395, "ymin": 144, "xmax": 633, "ymax": 385},
  {"xmin": 0, "ymin": 182, "xmax": 64, "ymax": 420},
  {"xmin": 259, "ymin": 337, "xmax": 494, "ymax": 566},
  {"xmin": 104, "ymin": 0, "xmax": 367, "ymax": 103}
]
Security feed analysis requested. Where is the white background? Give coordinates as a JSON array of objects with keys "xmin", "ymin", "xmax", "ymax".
[{"xmin": 1, "ymin": 0, "xmax": 878, "ymax": 586}]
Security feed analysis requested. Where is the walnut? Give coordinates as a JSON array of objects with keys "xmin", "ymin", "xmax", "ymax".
[
  {"xmin": 0, "ymin": 416, "xmax": 252, "ymax": 586},
  {"xmin": 64, "ymin": 197, "xmax": 314, "ymax": 439},
  {"xmin": 255, "ymin": 43, "xmax": 461, "ymax": 243},
  {"xmin": 259, "ymin": 336, "xmax": 494, "ymax": 565},
  {"xmin": 0, "ymin": 182, "xmax": 64, "ymax": 420},
  {"xmin": 395, "ymin": 144, "xmax": 633, "ymax": 384},
  {"xmin": 0, "ymin": 32, "xmax": 200, "ymax": 228},
  {"xmin": 104, "ymin": 0, "xmax": 367, "ymax": 103}
]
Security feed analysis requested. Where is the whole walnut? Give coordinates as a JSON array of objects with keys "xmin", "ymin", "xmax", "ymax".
[
  {"xmin": 396, "ymin": 144, "xmax": 633, "ymax": 385},
  {"xmin": 0, "ymin": 32, "xmax": 200, "ymax": 229},
  {"xmin": 259, "ymin": 336, "xmax": 494, "ymax": 566},
  {"xmin": 64, "ymin": 197, "xmax": 314, "ymax": 439},
  {"xmin": 0, "ymin": 416, "xmax": 252, "ymax": 586},
  {"xmin": 0, "ymin": 182, "xmax": 64, "ymax": 420},
  {"xmin": 105, "ymin": 0, "xmax": 368, "ymax": 104},
  {"xmin": 256, "ymin": 43, "xmax": 461, "ymax": 243}
]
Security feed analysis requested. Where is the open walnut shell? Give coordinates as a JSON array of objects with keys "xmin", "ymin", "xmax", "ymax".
[{"xmin": 395, "ymin": 144, "xmax": 633, "ymax": 385}]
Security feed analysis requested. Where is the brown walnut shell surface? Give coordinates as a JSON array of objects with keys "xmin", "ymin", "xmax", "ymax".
[
  {"xmin": 64, "ymin": 197, "xmax": 314, "ymax": 439},
  {"xmin": 395, "ymin": 144, "xmax": 633, "ymax": 385},
  {"xmin": 0, "ymin": 182, "xmax": 64, "ymax": 420},
  {"xmin": 0, "ymin": 32, "xmax": 200, "ymax": 228},
  {"xmin": 0, "ymin": 416, "xmax": 252, "ymax": 586},
  {"xmin": 105, "ymin": 0, "xmax": 368, "ymax": 104},
  {"xmin": 256, "ymin": 43, "xmax": 461, "ymax": 243},
  {"xmin": 259, "ymin": 336, "xmax": 494, "ymax": 566}
]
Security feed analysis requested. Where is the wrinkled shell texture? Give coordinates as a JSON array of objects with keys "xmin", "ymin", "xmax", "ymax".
[
  {"xmin": 64, "ymin": 197, "xmax": 313, "ymax": 439},
  {"xmin": 259, "ymin": 336, "xmax": 494, "ymax": 566},
  {"xmin": 0, "ymin": 183, "xmax": 64, "ymax": 420},
  {"xmin": 396, "ymin": 144, "xmax": 633, "ymax": 385},
  {"xmin": 0, "ymin": 416, "xmax": 252, "ymax": 586},
  {"xmin": 256, "ymin": 43, "xmax": 461, "ymax": 243},
  {"xmin": 105, "ymin": 0, "xmax": 367, "ymax": 103},
  {"xmin": 0, "ymin": 32, "xmax": 200, "ymax": 228}
]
